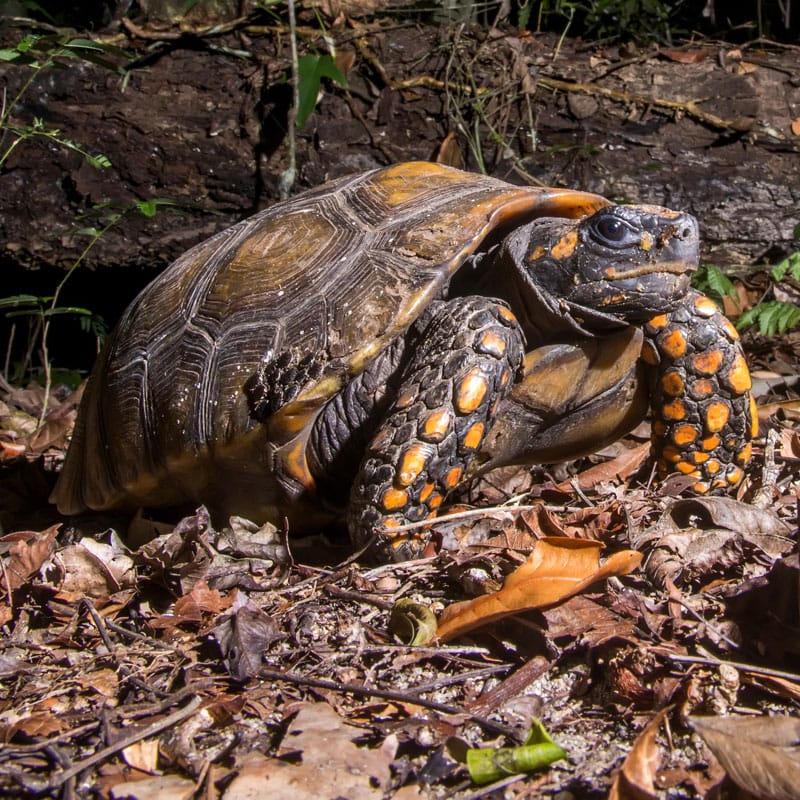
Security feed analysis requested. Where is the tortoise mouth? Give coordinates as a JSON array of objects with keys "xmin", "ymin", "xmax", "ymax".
[{"xmin": 604, "ymin": 260, "xmax": 696, "ymax": 280}]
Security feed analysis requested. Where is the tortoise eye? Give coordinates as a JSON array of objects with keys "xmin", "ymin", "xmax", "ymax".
[{"xmin": 593, "ymin": 216, "xmax": 630, "ymax": 244}]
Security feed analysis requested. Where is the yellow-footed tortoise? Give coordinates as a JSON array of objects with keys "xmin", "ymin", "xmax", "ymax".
[{"xmin": 51, "ymin": 162, "xmax": 756, "ymax": 561}]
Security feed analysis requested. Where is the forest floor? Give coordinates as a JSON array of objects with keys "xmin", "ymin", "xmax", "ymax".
[{"xmin": 1, "ymin": 7, "xmax": 800, "ymax": 799}]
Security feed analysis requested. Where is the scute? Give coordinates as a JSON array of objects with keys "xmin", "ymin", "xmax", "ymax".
[{"xmin": 51, "ymin": 162, "xmax": 608, "ymax": 520}]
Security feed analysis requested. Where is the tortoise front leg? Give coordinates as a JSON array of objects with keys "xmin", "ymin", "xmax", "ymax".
[
  {"xmin": 348, "ymin": 296, "xmax": 525, "ymax": 562},
  {"xmin": 643, "ymin": 290, "xmax": 757, "ymax": 491}
]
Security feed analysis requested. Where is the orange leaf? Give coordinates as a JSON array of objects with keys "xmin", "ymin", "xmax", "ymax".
[
  {"xmin": 437, "ymin": 537, "xmax": 642, "ymax": 641},
  {"xmin": 609, "ymin": 708, "xmax": 668, "ymax": 799}
]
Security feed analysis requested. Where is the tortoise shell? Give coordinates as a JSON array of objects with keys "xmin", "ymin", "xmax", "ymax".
[{"xmin": 52, "ymin": 162, "xmax": 610, "ymax": 520}]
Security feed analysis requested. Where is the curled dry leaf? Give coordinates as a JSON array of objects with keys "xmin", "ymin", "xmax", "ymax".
[
  {"xmin": 608, "ymin": 708, "xmax": 668, "ymax": 800},
  {"xmin": 690, "ymin": 715, "xmax": 800, "ymax": 800},
  {"xmin": 635, "ymin": 497, "xmax": 793, "ymax": 589},
  {"xmin": 437, "ymin": 537, "xmax": 642, "ymax": 641}
]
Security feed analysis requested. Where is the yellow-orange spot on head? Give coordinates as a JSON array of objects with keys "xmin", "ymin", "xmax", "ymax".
[
  {"xmin": 397, "ymin": 443, "xmax": 430, "ymax": 487},
  {"xmin": 640, "ymin": 231, "xmax": 654, "ymax": 251},
  {"xmin": 497, "ymin": 305, "xmax": 518, "ymax": 325},
  {"xmin": 444, "ymin": 466, "xmax": 463, "ymax": 489},
  {"xmin": 736, "ymin": 442, "xmax": 753, "ymax": 465},
  {"xmin": 672, "ymin": 424, "xmax": 698, "ymax": 446},
  {"xmin": 749, "ymin": 395, "xmax": 759, "ymax": 437},
  {"xmin": 705, "ymin": 401, "xmax": 730, "ymax": 433},
  {"xmin": 721, "ymin": 317, "xmax": 740, "ymax": 341},
  {"xmin": 647, "ymin": 314, "xmax": 669, "ymax": 331},
  {"xmin": 428, "ymin": 492, "xmax": 444, "ymax": 510},
  {"xmin": 456, "ymin": 367, "xmax": 488, "ymax": 414},
  {"xmin": 727, "ymin": 466, "xmax": 744, "ymax": 485},
  {"xmin": 659, "ymin": 328, "xmax": 688, "ymax": 359},
  {"xmin": 419, "ymin": 482, "xmax": 435, "ymax": 503},
  {"xmin": 692, "ymin": 379, "xmax": 714, "ymax": 398},
  {"xmin": 693, "ymin": 294, "xmax": 719, "ymax": 318},
  {"xmin": 702, "ymin": 433, "xmax": 721, "ymax": 451},
  {"xmin": 661, "ymin": 371, "xmax": 684, "ymax": 397},
  {"xmin": 724, "ymin": 354, "xmax": 751, "ymax": 394},
  {"xmin": 692, "ymin": 349, "xmax": 724, "ymax": 376},
  {"xmin": 463, "ymin": 421, "xmax": 485, "ymax": 450},
  {"xmin": 704, "ymin": 459, "xmax": 721, "ymax": 475},
  {"xmin": 551, "ymin": 230, "xmax": 578, "ymax": 260},
  {"xmin": 676, "ymin": 461, "xmax": 700, "ymax": 476},
  {"xmin": 528, "ymin": 244, "xmax": 547, "ymax": 261},
  {"xmin": 692, "ymin": 451, "xmax": 709, "ymax": 463},
  {"xmin": 382, "ymin": 487, "xmax": 409, "ymax": 512},
  {"xmin": 641, "ymin": 340, "xmax": 660, "ymax": 366},
  {"xmin": 421, "ymin": 409, "xmax": 451, "ymax": 442},
  {"xmin": 662, "ymin": 399, "xmax": 687, "ymax": 421},
  {"xmin": 478, "ymin": 330, "xmax": 507, "ymax": 358}
]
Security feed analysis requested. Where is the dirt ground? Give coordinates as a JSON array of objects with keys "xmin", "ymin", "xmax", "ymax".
[{"xmin": 1, "ymin": 8, "xmax": 800, "ymax": 800}]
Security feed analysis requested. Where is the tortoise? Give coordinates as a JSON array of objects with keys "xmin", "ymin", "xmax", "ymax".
[{"xmin": 51, "ymin": 161, "xmax": 756, "ymax": 561}]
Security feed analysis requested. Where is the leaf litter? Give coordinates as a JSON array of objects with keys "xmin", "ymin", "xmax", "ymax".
[{"xmin": 1, "ymin": 365, "xmax": 800, "ymax": 799}]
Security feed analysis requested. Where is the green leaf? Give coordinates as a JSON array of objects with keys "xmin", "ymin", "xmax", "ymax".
[
  {"xmin": 737, "ymin": 300, "xmax": 800, "ymax": 336},
  {"xmin": 465, "ymin": 719, "xmax": 567, "ymax": 785},
  {"xmin": 0, "ymin": 294, "xmax": 44, "ymax": 309},
  {"xmin": 691, "ymin": 265, "xmax": 736, "ymax": 308},
  {"xmin": 44, "ymin": 306, "xmax": 93, "ymax": 318},
  {"xmin": 771, "ymin": 252, "xmax": 800, "ymax": 283},
  {"xmin": 296, "ymin": 53, "xmax": 348, "ymax": 129}
]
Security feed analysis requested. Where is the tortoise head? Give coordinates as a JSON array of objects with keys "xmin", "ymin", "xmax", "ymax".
[{"xmin": 513, "ymin": 204, "xmax": 700, "ymax": 324}]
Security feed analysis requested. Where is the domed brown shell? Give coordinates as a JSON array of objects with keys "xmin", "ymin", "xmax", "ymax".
[{"xmin": 52, "ymin": 161, "xmax": 609, "ymax": 520}]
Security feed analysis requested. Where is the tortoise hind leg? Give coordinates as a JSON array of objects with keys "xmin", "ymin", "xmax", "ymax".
[{"xmin": 348, "ymin": 296, "xmax": 525, "ymax": 562}]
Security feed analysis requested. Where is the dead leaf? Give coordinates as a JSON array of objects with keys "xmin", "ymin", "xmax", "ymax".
[
  {"xmin": 223, "ymin": 702, "xmax": 395, "ymax": 800},
  {"xmin": 1, "ymin": 525, "xmax": 60, "ymax": 592},
  {"xmin": 560, "ymin": 442, "xmax": 649, "ymax": 491},
  {"xmin": 110, "ymin": 774, "xmax": 195, "ymax": 800},
  {"xmin": 690, "ymin": 715, "xmax": 800, "ymax": 800},
  {"xmin": 660, "ymin": 48, "xmax": 710, "ymax": 63},
  {"xmin": 437, "ymin": 537, "xmax": 642, "ymax": 641},
  {"xmin": 122, "ymin": 738, "xmax": 160, "ymax": 773},
  {"xmin": 212, "ymin": 593, "xmax": 281, "ymax": 680},
  {"xmin": 608, "ymin": 708, "xmax": 668, "ymax": 800},
  {"xmin": 636, "ymin": 497, "xmax": 794, "ymax": 589},
  {"xmin": 792, "ymin": 118, "xmax": 800, "ymax": 137},
  {"xmin": 435, "ymin": 132, "xmax": 463, "ymax": 168},
  {"xmin": 55, "ymin": 536, "xmax": 136, "ymax": 599}
]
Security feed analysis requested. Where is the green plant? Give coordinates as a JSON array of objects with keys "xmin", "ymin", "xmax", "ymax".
[{"xmin": 737, "ymin": 252, "xmax": 800, "ymax": 336}]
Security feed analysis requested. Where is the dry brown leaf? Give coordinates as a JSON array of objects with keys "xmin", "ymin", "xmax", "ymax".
[
  {"xmin": 174, "ymin": 580, "xmax": 234, "ymax": 620},
  {"xmin": 792, "ymin": 117, "xmax": 800, "ymax": 137},
  {"xmin": 223, "ymin": 702, "xmax": 395, "ymax": 800},
  {"xmin": 55, "ymin": 536, "xmax": 136, "ymax": 599},
  {"xmin": 2, "ymin": 525, "xmax": 60, "ymax": 592},
  {"xmin": 435, "ymin": 132, "xmax": 463, "ymax": 168},
  {"xmin": 560, "ymin": 441, "xmax": 650, "ymax": 491},
  {"xmin": 691, "ymin": 715, "xmax": 800, "ymax": 800},
  {"xmin": 122, "ymin": 738, "xmax": 160, "ymax": 773},
  {"xmin": 437, "ymin": 537, "xmax": 642, "ymax": 641},
  {"xmin": 110, "ymin": 774, "xmax": 195, "ymax": 800},
  {"xmin": 608, "ymin": 708, "xmax": 668, "ymax": 800},
  {"xmin": 660, "ymin": 48, "xmax": 710, "ymax": 63}
]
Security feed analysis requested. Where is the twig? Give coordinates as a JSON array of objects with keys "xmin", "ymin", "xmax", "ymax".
[
  {"xmin": 279, "ymin": 0, "xmax": 299, "ymax": 199},
  {"xmin": 258, "ymin": 667, "xmax": 519, "ymax": 740},
  {"xmin": 662, "ymin": 651, "xmax": 800, "ymax": 683},
  {"xmin": 379, "ymin": 504, "xmax": 541, "ymax": 535},
  {"xmin": 43, "ymin": 696, "xmax": 203, "ymax": 791}
]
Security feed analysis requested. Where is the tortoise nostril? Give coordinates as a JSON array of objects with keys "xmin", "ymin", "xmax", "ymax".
[{"xmin": 680, "ymin": 225, "xmax": 694, "ymax": 240}]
